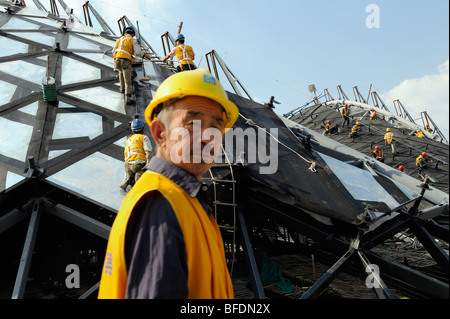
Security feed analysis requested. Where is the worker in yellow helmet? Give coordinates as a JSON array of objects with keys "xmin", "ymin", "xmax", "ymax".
[
  {"xmin": 161, "ymin": 34, "xmax": 196, "ymax": 72},
  {"xmin": 349, "ymin": 121, "xmax": 361, "ymax": 139},
  {"xmin": 384, "ymin": 128, "xmax": 396, "ymax": 154},
  {"xmin": 98, "ymin": 69, "xmax": 237, "ymax": 299}
]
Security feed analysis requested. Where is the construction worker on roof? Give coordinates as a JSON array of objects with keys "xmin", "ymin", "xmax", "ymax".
[
  {"xmin": 370, "ymin": 110, "xmax": 377, "ymax": 120},
  {"xmin": 398, "ymin": 165, "xmax": 405, "ymax": 172},
  {"xmin": 342, "ymin": 104, "xmax": 350, "ymax": 127},
  {"xmin": 161, "ymin": 34, "xmax": 196, "ymax": 72},
  {"xmin": 416, "ymin": 152, "xmax": 433, "ymax": 172},
  {"xmin": 415, "ymin": 129, "xmax": 425, "ymax": 138},
  {"xmin": 324, "ymin": 120, "xmax": 338, "ymax": 135},
  {"xmin": 384, "ymin": 128, "xmax": 396, "ymax": 154},
  {"xmin": 113, "ymin": 26, "xmax": 151, "ymax": 105},
  {"xmin": 425, "ymin": 124, "xmax": 432, "ymax": 133},
  {"xmin": 120, "ymin": 119, "xmax": 153, "ymax": 192},
  {"xmin": 371, "ymin": 145, "xmax": 384, "ymax": 163},
  {"xmin": 349, "ymin": 121, "xmax": 361, "ymax": 139},
  {"xmin": 98, "ymin": 69, "xmax": 236, "ymax": 299}
]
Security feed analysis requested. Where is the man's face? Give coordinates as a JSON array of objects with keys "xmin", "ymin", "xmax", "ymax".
[{"xmin": 152, "ymin": 96, "xmax": 227, "ymax": 180}]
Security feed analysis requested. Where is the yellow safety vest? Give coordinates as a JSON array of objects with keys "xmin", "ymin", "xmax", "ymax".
[
  {"xmin": 373, "ymin": 150, "xmax": 383, "ymax": 159},
  {"xmin": 175, "ymin": 44, "xmax": 194, "ymax": 67},
  {"xmin": 342, "ymin": 108, "xmax": 349, "ymax": 116},
  {"xmin": 124, "ymin": 134, "xmax": 146, "ymax": 162},
  {"xmin": 416, "ymin": 130, "xmax": 424, "ymax": 138},
  {"xmin": 113, "ymin": 34, "xmax": 135, "ymax": 63},
  {"xmin": 98, "ymin": 171, "xmax": 234, "ymax": 299},
  {"xmin": 416, "ymin": 155, "xmax": 425, "ymax": 167},
  {"xmin": 385, "ymin": 132, "xmax": 393, "ymax": 143}
]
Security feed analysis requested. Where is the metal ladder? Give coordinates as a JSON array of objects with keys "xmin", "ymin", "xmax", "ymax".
[{"xmin": 204, "ymin": 144, "xmax": 238, "ymax": 275}]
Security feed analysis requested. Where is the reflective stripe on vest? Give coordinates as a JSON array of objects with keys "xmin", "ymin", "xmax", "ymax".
[
  {"xmin": 98, "ymin": 171, "xmax": 234, "ymax": 299},
  {"xmin": 124, "ymin": 134, "xmax": 146, "ymax": 162},
  {"xmin": 113, "ymin": 35, "xmax": 134, "ymax": 62},
  {"xmin": 175, "ymin": 44, "xmax": 194, "ymax": 66}
]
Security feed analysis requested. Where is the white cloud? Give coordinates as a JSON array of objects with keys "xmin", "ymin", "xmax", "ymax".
[{"xmin": 382, "ymin": 60, "xmax": 449, "ymax": 140}]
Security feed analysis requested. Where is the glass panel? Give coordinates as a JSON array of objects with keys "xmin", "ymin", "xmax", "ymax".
[
  {"xmin": 61, "ymin": 56, "xmax": 101, "ymax": 85},
  {"xmin": 0, "ymin": 60, "xmax": 46, "ymax": 85},
  {"xmin": 52, "ymin": 112, "xmax": 103, "ymax": 140},
  {"xmin": 318, "ymin": 152, "xmax": 400, "ymax": 209},
  {"xmin": 0, "ymin": 36, "xmax": 29, "ymax": 56},
  {"xmin": 0, "ymin": 80, "xmax": 17, "ymax": 103},
  {"xmin": 19, "ymin": 101, "xmax": 39, "ymax": 116},
  {"xmin": 6, "ymin": 171, "xmax": 25, "ymax": 190},
  {"xmin": 9, "ymin": 32, "xmax": 55, "ymax": 46},
  {"xmin": 65, "ymin": 87, "xmax": 125, "ymax": 114},
  {"xmin": 46, "ymin": 152, "xmax": 126, "ymax": 211},
  {"xmin": 0, "ymin": 117, "xmax": 33, "ymax": 162}
]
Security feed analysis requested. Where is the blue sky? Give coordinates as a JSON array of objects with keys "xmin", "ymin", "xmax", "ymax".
[{"xmin": 51, "ymin": 0, "xmax": 449, "ymax": 139}]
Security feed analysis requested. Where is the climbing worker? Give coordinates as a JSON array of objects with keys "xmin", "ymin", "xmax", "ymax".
[
  {"xmin": 416, "ymin": 151, "xmax": 433, "ymax": 171},
  {"xmin": 349, "ymin": 121, "xmax": 361, "ymax": 139},
  {"xmin": 119, "ymin": 118, "xmax": 153, "ymax": 192},
  {"xmin": 342, "ymin": 104, "xmax": 350, "ymax": 127},
  {"xmin": 324, "ymin": 120, "xmax": 338, "ymax": 135},
  {"xmin": 113, "ymin": 26, "xmax": 149, "ymax": 105},
  {"xmin": 98, "ymin": 69, "xmax": 237, "ymax": 299},
  {"xmin": 371, "ymin": 145, "xmax": 384, "ymax": 163},
  {"xmin": 384, "ymin": 128, "xmax": 396, "ymax": 154},
  {"xmin": 370, "ymin": 110, "xmax": 377, "ymax": 120},
  {"xmin": 425, "ymin": 124, "xmax": 432, "ymax": 133},
  {"xmin": 161, "ymin": 33, "xmax": 196, "ymax": 72},
  {"xmin": 398, "ymin": 165, "xmax": 405, "ymax": 173}
]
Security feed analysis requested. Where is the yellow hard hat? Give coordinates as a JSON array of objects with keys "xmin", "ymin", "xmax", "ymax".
[
  {"xmin": 356, "ymin": 121, "xmax": 360, "ymax": 125},
  {"xmin": 145, "ymin": 68, "xmax": 239, "ymax": 129},
  {"xmin": 386, "ymin": 128, "xmax": 390, "ymax": 132}
]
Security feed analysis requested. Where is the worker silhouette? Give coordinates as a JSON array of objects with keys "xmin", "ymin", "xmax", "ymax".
[
  {"xmin": 161, "ymin": 34, "xmax": 196, "ymax": 72},
  {"xmin": 120, "ymin": 119, "xmax": 153, "ymax": 192}
]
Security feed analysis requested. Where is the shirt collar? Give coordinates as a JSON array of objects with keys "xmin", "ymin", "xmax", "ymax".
[{"xmin": 146, "ymin": 157, "xmax": 202, "ymax": 198}]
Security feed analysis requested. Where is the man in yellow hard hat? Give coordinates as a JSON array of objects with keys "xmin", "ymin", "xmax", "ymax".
[
  {"xmin": 384, "ymin": 128, "xmax": 396, "ymax": 154},
  {"xmin": 98, "ymin": 69, "xmax": 237, "ymax": 299}
]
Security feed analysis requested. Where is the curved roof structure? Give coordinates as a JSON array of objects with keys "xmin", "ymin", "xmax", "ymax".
[{"xmin": 0, "ymin": 1, "xmax": 448, "ymax": 300}]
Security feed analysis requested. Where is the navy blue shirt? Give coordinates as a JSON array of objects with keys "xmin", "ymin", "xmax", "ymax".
[{"xmin": 124, "ymin": 157, "xmax": 212, "ymax": 299}]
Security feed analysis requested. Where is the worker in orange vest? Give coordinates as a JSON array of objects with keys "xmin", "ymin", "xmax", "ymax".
[
  {"xmin": 113, "ymin": 26, "xmax": 150, "ymax": 104},
  {"xmin": 120, "ymin": 119, "xmax": 153, "ymax": 192},
  {"xmin": 98, "ymin": 69, "xmax": 237, "ymax": 299},
  {"xmin": 161, "ymin": 34, "xmax": 196, "ymax": 72}
]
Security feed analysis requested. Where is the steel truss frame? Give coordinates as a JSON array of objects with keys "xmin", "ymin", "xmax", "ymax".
[{"xmin": 238, "ymin": 183, "xmax": 448, "ymax": 299}]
